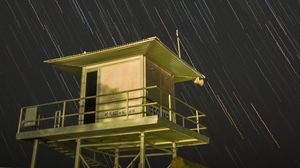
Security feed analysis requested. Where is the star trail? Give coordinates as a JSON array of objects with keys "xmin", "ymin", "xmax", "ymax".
[{"xmin": 0, "ymin": 0, "xmax": 299, "ymax": 167}]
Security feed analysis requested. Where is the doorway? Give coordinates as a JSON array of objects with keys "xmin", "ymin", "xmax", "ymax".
[{"xmin": 84, "ymin": 71, "xmax": 97, "ymax": 124}]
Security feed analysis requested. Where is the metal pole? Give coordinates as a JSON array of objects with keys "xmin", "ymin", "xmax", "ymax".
[
  {"xmin": 196, "ymin": 110, "xmax": 200, "ymax": 133},
  {"xmin": 172, "ymin": 143, "xmax": 177, "ymax": 159},
  {"xmin": 145, "ymin": 156, "xmax": 151, "ymax": 168},
  {"xmin": 79, "ymin": 155, "xmax": 90, "ymax": 168},
  {"xmin": 160, "ymin": 105, "xmax": 163, "ymax": 117},
  {"xmin": 54, "ymin": 111, "xmax": 58, "ymax": 128},
  {"xmin": 127, "ymin": 153, "xmax": 140, "ymax": 168},
  {"xmin": 139, "ymin": 132, "xmax": 145, "ymax": 168},
  {"xmin": 168, "ymin": 94, "xmax": 172, "ymax": 122},
  {"xmin": 176, "ymin": 29, "xmax": 181, "ymax": 59},
  {"xmin": 62, "ymin": 101, "xmax": 66, "ymax": 127},
  {"xmin": 30, "ymin": 139, "xmax": 39, "ymax": 168},
  {"xmin": 37, "ymin": 115, "xmax": 41, "ymax": 129},
  {"xmin": 74, "ymin": 139, "xmax": 81, "ymax": 168},
  {"xmin": 57, "ymin": 111, "xmax": 61, "ymax": 128},
  {"xmin": 114, "ymin": 148, "xmax": 119, "ymax": 168}
]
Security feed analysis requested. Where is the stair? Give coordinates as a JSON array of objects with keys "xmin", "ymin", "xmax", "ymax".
[{"xmin": 46, "ymin": 141, "xmax": 106, "ymax": 167}]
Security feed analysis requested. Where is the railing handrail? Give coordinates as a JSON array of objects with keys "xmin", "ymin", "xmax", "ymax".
[
  {"xmin": 21, "ymin": 85, "xmax": 204, "ymax": 116},
  {"xmin": 18, "ymin": 85, "xmax": 207, "ymax": 134},
  {"xmin": 154, "ymin": 86, "xmax": 206, "ymax": 116},
  {"xmin": 20, "ymin": 101, "xmax": 206, "ymax": 132},
  {"xmin": 22, "ymin": 85, "xmax": 158, "ymax": 109}
]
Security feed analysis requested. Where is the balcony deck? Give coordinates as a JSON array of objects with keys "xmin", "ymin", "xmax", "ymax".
[
  {"xmin": 17, "ymin": 86, "xmax": 209, "ymax": 152},
  {"xmin": 17, "ymin": 115, "xmax": 208, "ymax": 149}
]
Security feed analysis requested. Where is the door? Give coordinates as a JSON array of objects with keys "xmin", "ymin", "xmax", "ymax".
[{"xmin": 84, "ymin": 71, "xmax": 98, "ymax": 124}]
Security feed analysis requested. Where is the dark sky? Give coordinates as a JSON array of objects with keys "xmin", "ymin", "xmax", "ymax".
[{"xmin": 0, "ymin": 0, "xmax": 300, "ymax": 167}]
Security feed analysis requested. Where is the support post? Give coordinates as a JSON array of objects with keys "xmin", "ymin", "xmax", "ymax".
[
  {"xmin": 114, "ymin": 148, "xmax": 119, "ymax": 168},
  {"xmin": 168, "ymin": 94, "xmax": 172, "ymax": 122},
  {"xmin": 139, "ymin": 132, "xmax": 145, "ymax": 168},
  {"xmin": 74, "ymin": 139, "xmax": 81, "ymax": 168},
  {"xmin": 30, "ymin": 139, "xmax": 39, "ymax": 168},
  {"xmin": 172, "ymin": 143, "xmax": 177, "ymax": 159}
]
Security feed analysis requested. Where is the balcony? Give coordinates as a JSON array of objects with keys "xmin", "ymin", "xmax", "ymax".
[{"xmin": 16, "ymin": 86, "xmax": 209, "ymax": 149}]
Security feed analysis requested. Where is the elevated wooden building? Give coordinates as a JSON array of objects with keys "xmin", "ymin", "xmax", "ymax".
[{"xmin": 16, "ymin": 37, "xmax": 209, "ymax": 168}]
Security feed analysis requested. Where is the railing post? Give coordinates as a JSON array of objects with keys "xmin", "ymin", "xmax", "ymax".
[
  {"xmin": 61, "ymin": 101, "xmax": 66, "ymax": 127},
  {"xmin": 37, "ymin": 115, "xmax": 40, "ymax": 130},
  {"xmin": 126, "ymin": 92, "xmax": 129, "ymax": 118},
  {"xmin": 168, "ymin": 94, "xmax": 172, "ymax": 122},
  {"xmin": 160, "ymin": 104, "xmax": 163, "ymax": 117},
  {"xmin": 196, "ymin": 110, "xmax": 200, "ymax": 133},
  {"xmin": 17, "ymin": 108, "xmax": 23, "ymax": 133},
  {"xmin": 54, "ymin": 111, "xmax": 57, "ymax": 128},
  {"xmin": 58, "ymin": 111, "xmax": 61, "ymax": 128},
  {"xmin": 144, "ymin": 88, "xmax": 147, "ymax": 117},
  {"xmin": 79, "ymin": 99, "xmax": 84, "ymax": 125}
]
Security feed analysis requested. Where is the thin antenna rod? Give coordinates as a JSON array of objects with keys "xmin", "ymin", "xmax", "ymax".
[{"xmin": 176, "ymin": 29, "xmax": 181, "ymax": 59}]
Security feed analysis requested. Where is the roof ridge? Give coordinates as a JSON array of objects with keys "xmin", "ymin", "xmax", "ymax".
[{"xmin": 45, "ymin": 36, "xmax": 159, "ymax": 63}]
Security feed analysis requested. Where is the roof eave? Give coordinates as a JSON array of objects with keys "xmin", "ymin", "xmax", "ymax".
[{"xmin": 44, "ymin": 36, "xmax": 205, "ymax": 82}]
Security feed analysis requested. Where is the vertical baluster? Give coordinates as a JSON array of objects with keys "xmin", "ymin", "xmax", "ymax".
[
  {"xmin": 37, "ymin": 114, "xmax": 40, "ymax": 130},
  {"xmin": 61, "ymin": 101, "xmax": 66, "ymax": 127},
  {"xmin": 168, "ymin": 94, "xmax": 172, "ymax": 122},
  {"xmin": 160, "ymin": 104, "xmax": 163, "ymax": 117},
  {"xmin": 196, "ymin": 110, "xmax": 200, "ymax": 133},
  {"xmin": 57, "ymin": 111, "xmax": 61, "ymax": 128},
  {"xmin": 54, "ymin": 111, "xmax": 57, "ymax": 128},
  {"xmin": 126, "ymin": 92, "xmax": 129, "ymax": 118}
]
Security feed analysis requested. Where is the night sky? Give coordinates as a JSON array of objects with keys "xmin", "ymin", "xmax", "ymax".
[{"xmin": 0, "ymin": 0, "xmax": 300, "ymax": 167}]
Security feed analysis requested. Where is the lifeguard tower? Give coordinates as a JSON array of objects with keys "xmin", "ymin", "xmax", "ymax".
[{"xmin": 16, "ymin": 37, "xmax": 209, "ymax": 168}]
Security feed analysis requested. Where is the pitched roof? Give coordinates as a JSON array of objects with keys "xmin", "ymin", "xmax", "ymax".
[{"xmin": 44, "ymin": 37, "xmax": 205, "ymax": 83}]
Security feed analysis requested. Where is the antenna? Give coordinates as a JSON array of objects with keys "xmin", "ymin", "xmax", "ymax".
[{"xmin": 176, "ymin": 29, "xmax": 181, "ymax": 59}]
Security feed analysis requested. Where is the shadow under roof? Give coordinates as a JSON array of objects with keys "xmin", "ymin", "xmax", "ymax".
[{"xmin": 44, "ymin": 37, "xmax": 205, "ymax": 83}]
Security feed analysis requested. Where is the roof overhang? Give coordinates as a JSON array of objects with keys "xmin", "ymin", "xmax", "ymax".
[{"xmin": 44, "ymin": 37, "xmax": 205, "ymax": 83}]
